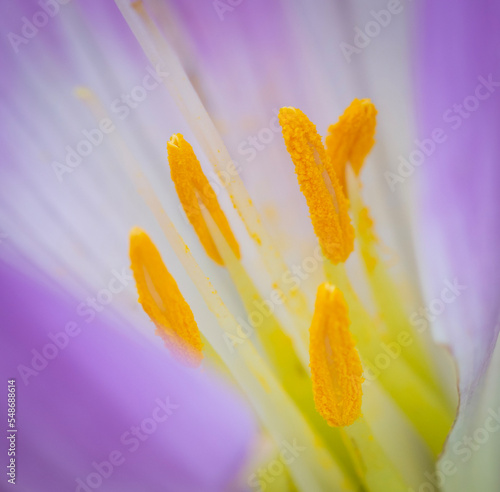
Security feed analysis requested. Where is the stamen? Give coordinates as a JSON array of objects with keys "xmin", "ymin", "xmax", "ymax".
[
  {"xmin": 83, "ymin": 80, "xmax": 353, "ymax": 489},
  {"xmin": 167, "ymin": 134, "xmax": 240, "ymax": 265},
  {"xmin": 116, "ymin": 0, "xmax": 315, "ymax": 376},
  {"xmin": 309, "ymin": 283, "xmax": 363, "ymax": 427},
  {"xmin": 279, "ymin": 108, "xmax": 354, "ymax": 264},
  {"xmin": 325, "ymin": 98, "xmax": 377, "ymax": 192},
  {"xmin": 129, "ymin": 227, "xmax": 203, "ymax": 367}
]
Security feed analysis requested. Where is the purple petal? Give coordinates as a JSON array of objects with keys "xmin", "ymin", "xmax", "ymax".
[
  {"xmin": 415, "ymin": 0, "xmax": 500, "ymax": 404},
  {"xmin": 0, "ymin": 261, "xmax": 255, "ymax": 492}
]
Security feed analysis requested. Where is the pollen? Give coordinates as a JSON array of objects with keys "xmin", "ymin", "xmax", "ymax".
[
  {"xmin": 129, "ymin": 227, "xmax": 203, "ymax": 367},
  {"xmin": 325, "ymin": 98, "xmax": 377, "ymax": 192},
  {"xmin": 279, "ymin": 107, "xmax": 354, "ymax": 264},
  {"xmin": 309, "ymin": 283, "xmax": 363, "ymax": 427},
  {"xmin": 358, "ymin": 206, "xmax": 378, "ymax": 273},
  {"xmin": 167, "ymin": 134, "xmax": 240, "ymax": 265}
]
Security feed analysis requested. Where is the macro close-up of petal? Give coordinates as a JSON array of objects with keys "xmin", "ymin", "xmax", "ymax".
[{"xmin": 1, "ymin": 1, "xmax": 499, "ymax": 491}]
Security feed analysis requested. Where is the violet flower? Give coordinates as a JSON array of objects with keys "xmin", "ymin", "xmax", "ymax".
[{"xmin": 1, "ymin": 1, "xmax": 499, "ymax": 491}]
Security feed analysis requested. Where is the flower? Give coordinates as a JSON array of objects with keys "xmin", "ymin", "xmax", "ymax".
[{"xmin": 1, "ymin": 0, "xmax": 499, "ymax": 491}]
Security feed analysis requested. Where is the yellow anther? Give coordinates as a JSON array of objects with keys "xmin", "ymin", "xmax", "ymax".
[
  {"xmin": 325, "ymin": 98, "xmax": 377, "ymax": 192},
  {"xmin": 129, "ymin": 227, "xmax": 203, "ymax": 367},
  {"xmin": 279, "ymin": 107, "xmax": 354, "ymax": 264},
  {"xmin": 309, "ymin": 283, "xmax": 363, "ymax": 427},
  {"xmin": 167, "ymin": 134, "xmax": 240, "ymax": 265}
]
